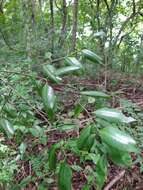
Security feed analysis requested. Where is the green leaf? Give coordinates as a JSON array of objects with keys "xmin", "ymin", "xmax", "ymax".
[
  {"xmin": 58, "ymin": 162, "xmax": 72, "ymax": 190},
  {"xmin": 29, "ymin": 126, "xmax": 44, "ymax": 137},
  {"xmin": 56, "ymin": 66, "xmax": 81, "ymax": 76},
  {"xmin": 42, "ymin": 84, "xmax": 56, "ymax": 120},
  {"xmin": 43, "ymin": 65, "xmax": 62, "ymax": 83},
  {"xmin": 82, "ymin": 49, "xmax": 102, "ymax": 64},
  {"xmin": 71, "ymin": 165, "xmax": 83, "ymax": 172},
  {"xmin": 3, "ymin": 103, "xmax": 17, "ymax": 118},
  {"xmin": 44, "ymin": 52, "xmax": 52, "ymax": 59},
  {"xmin": 65, "ymin": 57, "xmax": 83, "ymax": 68},
  {"xmin": 77, "ymin": 126, "xmax": 91, "ymax": 150},
  {"xmin": 96, "ymin": 156, "xmax": 107, "ymax": 190},
  {"xmin": 19, "ymin": 142, "xmax": 27, "ymax": 156},
  {"xmin": 95, "ymin": 108, "xmax": 135, "ymax": 124},
  {"xmin": 100, "ymin": 127, "xmax": 137, "ymax": 152},
  {"xmin": 19, "ymin": 176, "xmax": 32, "ymax": 188},
  {"xmin": 82, "ymin": 185, "xmax": 90, "ymax": 190},
  {"xmin": 34, "ymin": 80, "xmax": 43, "ymax": 97},
  {"xmin": 80, "ymin": 91, "xmax": 110, "ymax": 98},
  {"xmin": 84, "ymin": 134, "xmax": 95, "ymax": 152},
  {"xmin": 0, "ymin": 119, "xmax": 15, "ymax": 139},
  {"xmin": 57, "ymin": 124, "xmax": 77, "ymax": 132},
  {"xmin": 49, "ymin": 143, "xmax": 60, "ymax": 170},
  {"xmin": 74, "ymin": 103, "xmax": 84, "ymax": 117},
  {"xmin": 105, "ymin": 145, "xmax": 132, "ymax": 167},
  {"xmin": 85, "ymin": 153, "xmax": 100, "ymax": 164}
]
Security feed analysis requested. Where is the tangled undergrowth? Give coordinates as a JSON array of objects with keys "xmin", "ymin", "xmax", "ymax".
[{"xmin": 0, "ymin": 49, "xmax": 143, "ymax": 190}]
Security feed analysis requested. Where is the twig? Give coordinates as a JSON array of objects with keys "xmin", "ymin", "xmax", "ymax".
[{"xmin": 104, "ymin": 170, "xmax": 125, "ymax": 190}]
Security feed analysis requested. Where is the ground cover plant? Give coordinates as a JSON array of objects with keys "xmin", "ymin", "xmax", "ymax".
[{"xmin": 0, "ymin": 0, "xmax": 143, "ymax": 189}]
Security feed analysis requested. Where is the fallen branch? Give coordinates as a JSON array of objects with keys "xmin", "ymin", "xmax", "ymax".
[{"xmin": 104, "ymin": 170, "xmax": 125, "ymax": 190}]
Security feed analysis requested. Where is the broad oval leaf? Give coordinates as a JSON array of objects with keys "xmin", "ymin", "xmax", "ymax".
[
  {"xmin": 100, "ymin": 126, "xmax": 137, "ymax": 152},
  {"xmin": 77, "ymin": 126, "xmax": 91, "ymax": 150},
  {"xmin": 80, "ymin": 91, "xmax": 110, "ymax": 98},
  {"xmin": 56, "ymin": 66, "xmax": 81, "ymax": 76},
  {"xmin": 19, "ymin": 142, "xmax": 27, "ymax": 156},
  {"xmin": 96, "ymin": 156, "xmax": 108, "ymax": 190},
  {"xmin": 82, "ymin": 49, "xmax": 102, "ymax": 64},
  {"xmin": 65, "ymin": 57, "xmax": 82, "ymax": 68},
  {"xmin": 105, "ymin": 144, "xmax": 132, "ymax": 167},
  {"xmin": 43, "ymin": 65, "xmax": 62, "ymax": 83},
  {"xmin": 42, "ymin": 84, "xmax": 56, "ymax": 119},
  {"xmin": 0, "ymin": 119, "xmax": 15, "ymax": 139},
  {"xmin": 42, "ymin": 84, "xmax": 56, "ymax": 110},
  {"xmin": 58, "ymin": 162, "xmax": 72, "ymax": 190},
  {"xmin": 95, "ymin": 108, "xmax": 135, "ymax": 124},
  {"xmin": 49, "ymin": 143, "xmax": 60, "ymax": 170}
]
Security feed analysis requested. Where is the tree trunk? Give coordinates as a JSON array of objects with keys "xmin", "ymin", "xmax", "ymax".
[
  {"xmin": 49, "ymin": 0, "xmax": 54, "ymax": 53},
  {"xmin": 71, "ymin": 0, "xmax": 78, "ymax": 52},
  {"xmin": 59, "ymin": 0, "xmax": 67, "ymax": 47}
]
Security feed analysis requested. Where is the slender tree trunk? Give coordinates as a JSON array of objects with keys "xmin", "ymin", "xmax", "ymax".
[
  {"xmin": 31, "ymin": 0, "xmax": 36, "ymax": 30},
  {"xmin": 71, "ymin": 0, "xmax": 78, "ymax": 52},
  {"xmin": 49, "ymin": 0, "xmax": 54, "ymax": 53},
  {"xmin": 39, "ymin": 0, "xmax": 42, "ymax": 10},
  {"xmin": 59, "ymin": 0, "xmax": 67, "ymax": 47},
  {"xmin": 0, "ymin": 0, "xmax": 3, "ymax": 13},
  {"xmin": 21, "ymin": 0, "xmax": 33, "ymax": 59}
]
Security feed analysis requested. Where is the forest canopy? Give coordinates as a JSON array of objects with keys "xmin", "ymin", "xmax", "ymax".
[{"xmin": 0, "ymin": 0, "xmax": 143, "ymax": 72}]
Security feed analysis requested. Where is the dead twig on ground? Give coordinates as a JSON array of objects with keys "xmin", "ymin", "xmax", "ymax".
[{"xmin": 104, "ymin": 170, "xmax": 125, "ymax": 190}]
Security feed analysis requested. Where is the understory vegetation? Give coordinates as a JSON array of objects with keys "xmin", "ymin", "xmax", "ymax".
[{"xmin": 0, "ymin": 0, "xmax": 143, "ymax": 190}]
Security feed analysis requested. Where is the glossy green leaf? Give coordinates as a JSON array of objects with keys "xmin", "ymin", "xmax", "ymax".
[
  {"xmin": 42, "ymin": 84, "xmax": 56, "ymax": 119},
  {"xmin": 0, "ymin": 119, "xmax": 15, "ymax": 139},
  {"xmin": 84, "ymin": 134, "xmax": 95, "ymax": 152},
  {"xmin": 100, "ymin": 127, "xmax": 137, "ymax": 152},
  {"xmin": 19, "ymin": 142, "xmax": 27, "ymax": 156},
  {"xmin": 35, "ymin": 80, "xmax": 43, "ymax": 97},
  {"xmin": 42, "ymin": 84, "xmax": 56, "ymax": 109},
  {"xmin": 80, "ymin": 91, "xmax": 110, "ymax": 98},
  {"xmin": 96, "ymin": 156, "xmax": 107, "ymax": 190},
  {"xmin": 77, "ymin": 126, "xmax": 91, "ymax": 150},
  {"xmin": 49, "ymin": 143, "xmax": 60, "ymax": 170},
  {"xmin": 43, "ymin": 65, "xmax": 62, "ymax": 83},
  {"xmin": 95, "ymin": 108, "xmax": 136, "ymax": 124},
  {"xmin": 105, "ymin": 144, "xmax": 132, "ymax": 167},
  {"xmin": 56, "ymin": 66, "xmax": 80, "ymax": 76},
  {"xmin": 65, "ymin": 57, "xmax": 82, "ymax": 68},
  {"xmin": 58, "ymin": 162, "xmax": 72, "ymax": 190},
  {"xmin": 82, "ymin": 49, "xmax": 102, "ymax": 64}
]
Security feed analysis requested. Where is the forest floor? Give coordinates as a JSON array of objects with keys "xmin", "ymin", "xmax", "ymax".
[
  {"xmin": 0, "ymin": 50, "xmax": 143, "ymax": 190},
  {"xmin": 15, "ymin": 74, "xmax": 143, "ymax": 190}
]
